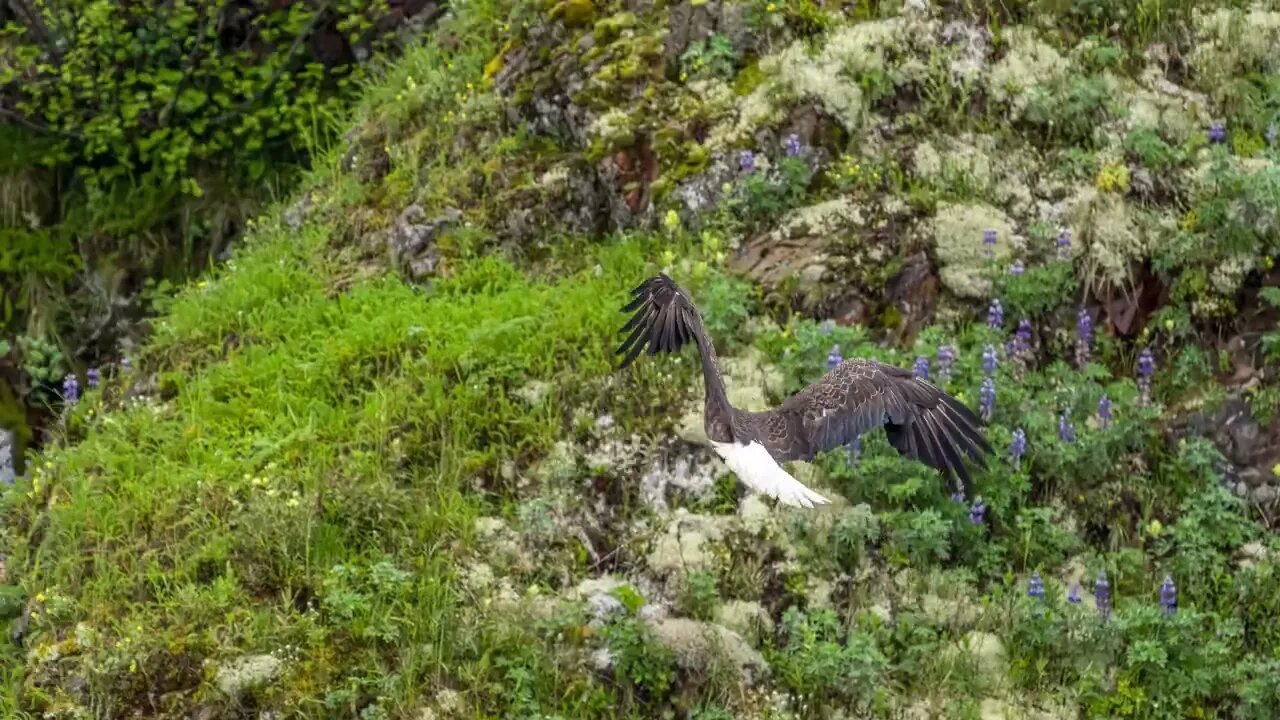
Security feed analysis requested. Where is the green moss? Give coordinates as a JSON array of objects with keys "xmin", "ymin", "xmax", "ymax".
[
  {"xmin": 732, "ymin": 60, "xmax": 766, "ymax": 96},
  {"xmin": 548, "ymin": 0, "xmax": 596, "ymax": 27},
  {"xmin": 593, "ymin": 11, "xmax": 637, "ymax": 43}
]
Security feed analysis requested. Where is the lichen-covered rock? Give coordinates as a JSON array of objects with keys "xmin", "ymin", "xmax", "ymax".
[
  {"xmin": 988, "ymin": 27, "xmax": 1070, "ymax": 119},
  {"xmin": 931, "ymin": 201, "xmax": 1020, "ymax": 298},
  {"xmin": 638, "ymin": 453, "xmax": 719, "ymax": 510},
  {"xmin": 215, "ymin": 653, "xmax": 282, "ymax": 699},
  {"xmin": 958, "ymin": 631, "xmax": 1008, "ymax": 679},
  {"xmin": 646, "ymin": 617, "xmax": 767, "ymax": 686},
  {"xmin": 714, "ymin": 600, "xmax": 773, "ymax": 644},
  {"xmin": 647, "ymin": 511, "xmax": 725, "ymax": 576},
  {"xmin": 1061, "ymin": 186, "xmax": 1154, "ymax": 287},
  {"xmin": 759, "ymin": 14, "xmax": 937, "ymax": 135},
  {"xmin": 388, "ymin": 204, "xmax": 459, "ymax": 281},
  {"xmin": 1122, "ymin": 66, "xmax": 1212, "ymax": 145},
  {"xmin": 730, "ymin": 197, "xmax": 866, "ymax": 311},
  {"xmin": 1189, "ymin": 7, "xmax": 1280, "ymax": 90}
]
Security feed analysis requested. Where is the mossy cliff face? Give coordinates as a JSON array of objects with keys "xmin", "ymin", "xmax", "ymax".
[{"xmin": 4, "ymin": 1, "xmax": 1280, "ymax": 719}]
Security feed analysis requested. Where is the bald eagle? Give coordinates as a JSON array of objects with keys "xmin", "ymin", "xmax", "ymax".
[{"xmin": 617, "ymin": 273, "xmax": 992, "ymax": 508}]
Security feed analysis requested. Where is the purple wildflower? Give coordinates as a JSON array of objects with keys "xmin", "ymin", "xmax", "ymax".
[
  {"xmin": 979, "ymin": 377, "xmax": 996, "ymax": 421},
  {"xmin": 982, "ymin": 228, "xmax": 997, "ymax": 257},
  {"xmin": 1013, "ymin": 318, "xmax": 1032, "ymax": 357},
  {"xmin": 827, "ymin": 344, "xmax": 842, "ymax": 371},
  {"xmin": 913, "ymin": 356, "xmax": 930, "ymax": 380},
  {"xmin": 1010, "ymin": 259, "xmax": 1025, "ymax": 276},
  {"xmin": 982, "ymin": 344, "xmax": 998, "ymax": 376},
  {"xmin": 1054, "ymin": 412, "xmax": 1075, "ymax": 440},
  {"xmin": 1075, "ymin": 308, "xmax": 1093, "ymax": 367},
  {"xmin": 62, "ymin": 373, "xmax": 79, "ymax": 406},
  {"xmin": 1137, "ymin": 347, "xmax": 1155, "ymax": 407},
  {"xmin": 936, "ymin": 345, "xmax": 956, "ymax": 384},
  {"xmin": 1028, "ymin": 571, "xmax": 1045, "ymax": 602},
  {"xmin": 1160, "ymin": 575, "xmax": 1177, "ymax": 615},
  {"xmin": 1056, "ymin": 228, "xmax": 1072, "ymax": 260},
  {"xmin": 739, "ymin": 149, "xmax": 756, "ymax": 173},
  {"xmin": 784, "ymin": 133, "xmax": 802, "ymax": 157},
  {"xmin": 120, "ymin": 356, "xmax": 133, "ymax": 373},
  {"xmin": 950, "ymin": 491, "xmax": 966, "ymax": 504},
  {"xmin": 1094, "ymin": 570, "xmax": 1111, "ymax": 620},
  {"xmin": 1067, "ymin": 583, "xmax": 1082, "ymax": 604},
  {"xmin": 1098, "ymin": 393, "xmax": 1113, "ymax": 429},
  {"xmin": 1208, "ymin": 121, "xmax": 1226, "ymax": 144},
  {"xmin": 1010, "ymin": 428, "xmax": 1026, "ymax": 471},
  {"xmin": 968, "ymin": 496, "xmax": 986, "ymax": 525},
  {"xmin": 987, "ymin": 299, "xmax": 1004, "ymax": 329},
  {"xmin": 86, "ymin": 367, "xmax": 100, "ymax": 389}
]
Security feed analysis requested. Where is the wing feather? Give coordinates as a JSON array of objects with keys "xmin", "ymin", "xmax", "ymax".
[
  {"xmin": 616, "ymin": 274, "xmax": 703, "ymax": 368},
  {"xmin": 777, "ymin": 357, "xmax": 993, "ymax": 494}
]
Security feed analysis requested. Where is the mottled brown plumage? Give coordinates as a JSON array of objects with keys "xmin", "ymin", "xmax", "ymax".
[{"xmin": 616, "ymin": 273, "xmax": 992, "ymax": 504}]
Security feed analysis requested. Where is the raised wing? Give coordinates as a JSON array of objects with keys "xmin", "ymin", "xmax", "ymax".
[
  {"xmin": 776, "ymin": 358, "xmax": 992, "ymax": 496},
  {"xmin": 615, "ymin": 273, "xmax": 704, "ymax": 368}
]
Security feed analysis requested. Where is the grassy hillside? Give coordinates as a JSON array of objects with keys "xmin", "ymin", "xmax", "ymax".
[{"xmin": 3, "ymin": 0, "xmax": 1280, "ymax": 718}]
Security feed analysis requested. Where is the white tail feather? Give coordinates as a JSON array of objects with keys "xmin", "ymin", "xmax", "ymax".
[{"xmin": 710, "ymin": 440, "xmax": 831, "ymax": 508}]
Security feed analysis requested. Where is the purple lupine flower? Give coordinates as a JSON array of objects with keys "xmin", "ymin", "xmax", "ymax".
[
  {"xmin": 1013, "ymin": 318, "xmax": 1032, "ymax": 356},
  {"xmin": 979, "ymin": 377, "xmax": 996, "ymax": 421},
  {"xmin": 62, "ymin": 373, "xmax": 79, "ymax": 405},
  {"xmin": 1075, "ymin": 308, "xmax": 1093, "ymax": 367},
  {"xmin": 982, "ymin": 228, "xmax": 997, "ymax": 257},
  {"xmin": 1208, "ymin": 121, "xmax": 1226, "ymax": 144},
  {"xmin": 950, "ymin": 491, "xmax": 966, "ymax": 504},
  {"xmin": 827, "ymin": 344, "xmax": 842, "ymax": 371},
  {"xmin": 1067, "ymin": 583, "xmax": 1082, "ymax": 604},
  {"xmin": 739, "ymin": 149, "xmax": 756, "ymax": 172},
  {"xmin": 1137, "ymin": 347, "xmax": 1155, "ymax": 407},
  {"xmin": 1098, "ymin": 393, "xmax": 1113, "ymax": 429},
  {"xmin": 1058, "ymin": 412, "xmax": 1076, "ymax": 443},
  {"xmin": 982, "ymin": 344, "xmax": 998, "ymax": 375},
  {"xmin": 784, "ymin": 133, "xmax": 802, "ymax": 157},
  {"xmin": 86, "ymin": 367, "xmax": 100, "ymax": 389},
  {"xmin": 120, "ymin": 356, "xmax": 133, "ymax": 373},
  {"xmin": 1267, "ymin": 123, "xmax": 1277, "ymax": 146},
  {"xmin": 937, "ymin": 344, "xmax": 956, "ymax": 384},
  {"xmin": 913, "ymin": 356, "xmax": 930, "ymax": 380},
  {"xmin": 1094, "ymin": 570, "xmax": 1111, "ymax": 620},
  {"xmin": 1056, "ymin": 228, "xmax": 1072, "ymax": 260},
  {"xmin": 1010, "ymin": 259, "xmax": 1025, "ymax": 276},
  {"xmin": 987, "ymin": 299, "xmax": 1004, "ymax": 329},
  {"xmin": 968, "ymin": 496, "xmax": 986, "ymax": 524},
  {"xmin": 1159, "ymin": 575, "xmax": 1177, "ymax": 615},
  {"xmin": 1010, "ymin": 428, "xmax": 1026, "ymax": 471},
  {"xmin": 1028, "ymin": 571, "xmax": 1045, "ymax": 602}
]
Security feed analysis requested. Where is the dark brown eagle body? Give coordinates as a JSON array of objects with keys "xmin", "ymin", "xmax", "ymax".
[{"xmin": 617, "ymin": 273, "xmax": 992, "ymax": 506}]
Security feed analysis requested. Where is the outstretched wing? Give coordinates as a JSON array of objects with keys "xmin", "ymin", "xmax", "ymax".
[
  {"xmin": 775, "ymin": 358, "xmax": 992, "ymax": 496},
  {"xmin": 615, "ymin": 273, "xmax": 703, "ymax": 368}
]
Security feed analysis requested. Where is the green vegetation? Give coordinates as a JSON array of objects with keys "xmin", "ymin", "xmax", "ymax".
[{"xmin": 3, "ymin": 0, "xmax": 1280, "ymax": 718}]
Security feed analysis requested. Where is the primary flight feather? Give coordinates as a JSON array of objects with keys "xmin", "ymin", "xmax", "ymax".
[{"xmin": 616, "ymin": 273, "xmax": 993, "ymax": 508}]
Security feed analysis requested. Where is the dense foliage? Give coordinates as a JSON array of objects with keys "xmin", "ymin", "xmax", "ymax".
[{"xmin": 0, "ymin": 0, "xmax": 416, "ymax": 401}]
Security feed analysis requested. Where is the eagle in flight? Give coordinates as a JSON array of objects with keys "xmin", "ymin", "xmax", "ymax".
[{"xmin": 616, "ymin": 273, "xmax": 992, "ymax": 508}]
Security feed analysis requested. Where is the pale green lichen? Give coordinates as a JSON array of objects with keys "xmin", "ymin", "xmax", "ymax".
[
  {"xmin": 1062, "ymin": 186, "xmax": 1155, "ymax": 288},
  {"xmin": 1190, "ymin": 6, "xmax": 1280, "ymax": 86},
  {"xmin": 647, "ymin": 511, "xmax": 724, "ymax": 575},
  {"xmin": 646, "ymin": 617, "xmax": 767, "ymax": 685},
  {"xmin": 931, "ymin": 201, "xmax": 1021, "ymax": 299},
  {"xmin": 988, "ymin": 27, "xmax": 1070, "ymax": 118},
  {"xmin": 1122, "ymin": 69, "xmax": 1211, "ymax": 145},
  {"xmin": 912, "ymin": 135, "xmax": 1036, "ymax": 213},
  {"xmin": 777, "ymin": 196, "xmax": 865, "ymax": 238}
]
